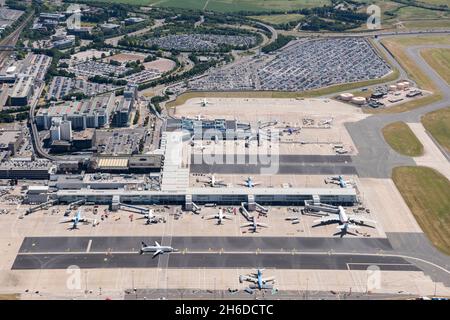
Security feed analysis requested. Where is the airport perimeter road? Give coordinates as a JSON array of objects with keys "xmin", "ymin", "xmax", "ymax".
[
  {"xmin": 347, "ymin": 43, "xmax": 450, "ymax": 179},
  {"xmin": 12, "ymin": 252, "xmax": 419, "ymax": 271},
  {"xmin": 343, "ymin": 38, "xmax": 450, "ymax": 286}
]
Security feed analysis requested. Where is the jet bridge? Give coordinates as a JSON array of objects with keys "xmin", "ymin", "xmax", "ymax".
[
  {"xmin": 304, "ymin": 200, "xmax": 339, "ymax": 214},
  {"xmin": 26, "ymin": 199, "xmax": 57, "ymax": 215}
]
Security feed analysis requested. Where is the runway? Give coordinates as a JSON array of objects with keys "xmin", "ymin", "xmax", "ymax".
[
  {"xmin": 12, "ymin": 252, "xmax": 419, "ymax": 271},
  {"xmin": 18, "ymin": 236, "xmax": 393, "ymax": 254}
]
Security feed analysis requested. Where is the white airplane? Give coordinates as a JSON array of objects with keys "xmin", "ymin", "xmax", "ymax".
[
  {"xmin": 139, "ymin": 241, "xmax": 177, "ymax": 258},
  {"xmin": 239, "ymin": 269, "xmax": 275, "ymax": 292},
  {"xmin": 313, "ymin": 206, "xmax": 376, "ymax": 237},
  {"xmin": 203, "ymin": 174, "xmax": 226, "ymax": 187},
  {"xmin": 198, "ymin": 98, "xmax": 213, "ymax": 107},
  {"xmin": 239, "ymin": 177, "xmax": 261, "ymax": 188},
  {"xmin": 241, "ymin": 217, "xmax": 268, "ymax": 233},
  {"xmin": 205, "ymin": 208, "xmax": 233, "ymax": 225},
  {"xmin": 138, "ymin": 209, "xmax": 164, "ymax": 225},
  {"xmin": 319, "ymin": 118, "xmax": 333, "ymax": 125},
  {"xmin": 325, "ymin": 175, "xmax": 352, "ymax": 188},
  {"xmin": 61, "ymin": 209, "xmax": 96, "ymax": 230}
]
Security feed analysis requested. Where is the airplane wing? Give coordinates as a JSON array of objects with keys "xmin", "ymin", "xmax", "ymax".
[
  {"xmin": 152, "ymin": 250, "xmax": 162, "ymax": 258},
  {"xmin": 314, "ymin": 217, "xmax": 339, "ymax": 224},
  {"xmin": 262, "ymin": 276, "xmax": 275, "ymax": 283},
  {"xmin": 256, "ymin": 222, "xmax": 268, "ymax": 228},
  {"xmin": 154, "ymin": 241, "xmax": 161, "ymax": 247},
  {"xmin": 239, "ymin": 275, "xmax": 257, "ymax": 283},
  {"xmin": 348, "ymin": 216, "xmax": 377, "ymax": 225},
  {"xmin": 241, "ymin": 223, "xmax": 253, "ymax": 228},
  {"xmin": 205, "ymin": 215, "xmax": 218, "ymax": 220}
]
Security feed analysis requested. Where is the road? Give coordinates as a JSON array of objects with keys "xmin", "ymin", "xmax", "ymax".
[{"xmin": 0, "ymin": 13, "xmax": 34, "ymax": 69}]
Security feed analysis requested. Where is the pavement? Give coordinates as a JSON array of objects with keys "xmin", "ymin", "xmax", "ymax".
[
  {"xmin": 408, "ymin": 122, "xmax": 450, "ymax": 180},
  {"xmin": 17, "ymin": 236, "xmax": 393, "ymax": 254},
  {"xmin": 12, "ymin": 252, "xmax": 419, "ymax": 271},
  {"xmin": 345, "ymin": 38, "xmax": 450, "ymax": 287}
]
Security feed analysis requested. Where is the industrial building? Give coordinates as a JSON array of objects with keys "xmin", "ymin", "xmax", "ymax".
[{"xmin": 36, "ymin": 93, "xmax": 116, "ymax": 130}]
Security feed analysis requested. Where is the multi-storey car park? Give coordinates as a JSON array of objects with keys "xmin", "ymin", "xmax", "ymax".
[{"xmin": 47, "ymin": 76, "xmax": 117, "ymax": 100}]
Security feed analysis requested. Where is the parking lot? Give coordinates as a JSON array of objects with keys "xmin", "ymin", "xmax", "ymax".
[
  {"xmin": 95, "ymin": 129, "xmax": 149, "ymax": 155},
  {"xmin": 188, "ymin": 38, "xmax": 392, "ymax": 91},
  {"xmin": 145, "ymin": 34, "xmax": 257, "ymax": 52}
]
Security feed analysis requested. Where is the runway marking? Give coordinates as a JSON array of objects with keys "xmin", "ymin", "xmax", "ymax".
[{"xmin": 86, "ymin": 239, "xmax": 92, "ymax": 253}]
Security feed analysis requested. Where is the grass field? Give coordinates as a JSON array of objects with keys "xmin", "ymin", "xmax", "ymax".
[
  {"xmin": 248, "ymin": 14, "xmax": 304, "ymax": 25},
  {"xmin": 392, "ymin": 166, "xmax": 450, "ymax": 256},
  {"xmin": 85, "ymin": 0, "xmax": 330, "ymax": 12},
  {"xmin": 421, "ymin": 107, "xmax": 450, "ymax": 152},
  {"xmin": 421, "ymin": 48, "xmax": 450, "ymax": 85},
  {"xmin": 382, "ymin": 121, "xmax": 424, "ymax": 156}
]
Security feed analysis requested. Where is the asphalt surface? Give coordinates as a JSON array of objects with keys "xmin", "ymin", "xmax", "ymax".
[
  {"xmin": 190, "ymin": 164, "xmax": 357, "ymax": 175},
  {"xmin": 12, "ymin": 252, "xmax": 418, "ymax": 271},
  {"xmin": 191, "ymin": 154, "xmax": 352, "ymax": 164},
  {"xmin": 18, "ymin": 236, "xmax": 393, "ymax": 254},
  {"xmin": 344, "ymin": 37, "xmax": 450, "ymax": 287}
]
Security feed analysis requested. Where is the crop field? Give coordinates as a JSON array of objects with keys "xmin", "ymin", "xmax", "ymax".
[{"xmin": 85, "ymin": 0, "xmax": 330, "ymax": 12}]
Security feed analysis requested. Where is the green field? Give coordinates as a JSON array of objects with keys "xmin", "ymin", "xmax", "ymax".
[
  {"xmin": 85, "ymin": 0, "xmax": 330, "ymax": 12},
  {"xmin": 382, "ymin": 121, "xmax": 424, "ymax": 156},
  {"xmin": 421, "ymin": 107, "xmax": 450, "ymax": 152},
  {"xmin": 248, "ymin": 14, "xmax": 304, "ymax": 24},
  {"xmin": 392, "ymin": 166, "xmax": 450, "ymax": 255},
  {"xmin": 421, "ymin": 48, "xmax": 450, "ymax": 85}
]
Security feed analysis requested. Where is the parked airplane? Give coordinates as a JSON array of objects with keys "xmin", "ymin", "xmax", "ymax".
[
  {"xmin": 203, "ymin": 175, "xmax": 226, "ymax": 187},
  {"xmin": 138, "ymin": 209, "xmax": 164, "ymax": 225},
  {"xmin": 241, "ymin": 217, "xmax": 268, "ymax": 233},
  {"xmin": 325, "ymin": 175, "xmax": 352, "ymax": 188},
  {"xmin": 313, "ymin": 206, "xmax": 376, "ymax": 237},
  {"xmin": 239, "ymin": 177, "xmax": 261, "ymax": 188},
  {"xmin": 139, "ymin": 241, "xmax": 177, "ymax": 258},
  {"xmin": 205, "ymin": 209, "xmax": 233, "ymax": 225},
  {"xmin": 61, "ymin": 209, "xmax": 96, "ymax": 230},
  {"xmin": 319, "ymin": 118, "xmax": 333, "ymax": 125},
  {"xmin": 239, "ymin": 269, "xmax": 275, "ymax": 292},
  {"xmin": 198, "ymin": 98, "xmax": 213, "ymax": 107}
]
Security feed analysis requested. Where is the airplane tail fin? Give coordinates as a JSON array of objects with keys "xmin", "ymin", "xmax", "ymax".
[{"xmin": 141, "ymin": 241, "xmax": 148, "ymax": 248}]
